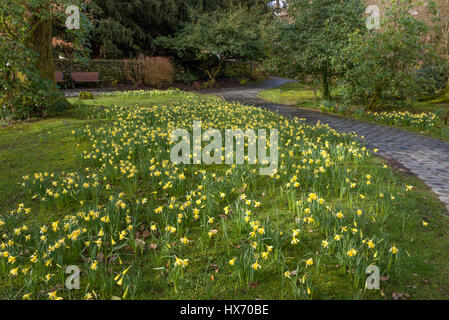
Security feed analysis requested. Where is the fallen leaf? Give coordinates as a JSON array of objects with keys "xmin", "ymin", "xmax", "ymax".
[{"xmin": 97, "ymin": 252, "xmax": 105, "ymax": 263}]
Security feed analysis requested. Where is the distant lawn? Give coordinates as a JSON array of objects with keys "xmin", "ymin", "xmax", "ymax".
[
  {"xmin": 67, "ymin": 91, "xmax": 220, "ymax": 108},
  {"xmin": 258, "ymin": 82, "xmax": 322, "ymax": 106}
]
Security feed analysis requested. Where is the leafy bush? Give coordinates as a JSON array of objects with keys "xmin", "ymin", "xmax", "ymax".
[
  {"xmin": 319, "ymin": 100, "xmax": 337, "ymax": 113},
  {"xmin": 353, "ymin": 109, "xmax": 365, "ymax": 119},
  {"xmin": 343, "ymin": 1, "xmax": 439, "ymax": 110},
  {"xmin": 415, "ymin": 55, "xmax": 449, "ymax": 100},
  {"xmin": 223, "ymin": 61, "xmax": 251, "ymax": 78},
  {"xmin": 79, "ymin": 92, "xmax": 94, "ymax": 100},
  {"xmin": 0, "ymin": 65, "xmax": 68, "ymax": 120},
  {"xmin": 238, "ymin": 78, "xmax": 250, "ymax": 85},
  {"xmin": 175, "ymin": 67, "xmax": 199, "ymax": 84}
]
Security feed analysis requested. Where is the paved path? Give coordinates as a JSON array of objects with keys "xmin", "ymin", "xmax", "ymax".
[{"xmin": 208, "ymin": 77, "xmax": 449, "ymax": 212}]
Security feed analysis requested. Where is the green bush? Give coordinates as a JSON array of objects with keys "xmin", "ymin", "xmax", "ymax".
[
  {"xmin": 223, "ymin": 61, "xmax": 250, "ymax": 78},
  {"xmin": 175, "ymin": 67, "xmax": 199, "ymax": 84},
  {"xmin": 354, "ymin": 109, "xmax": 365, "ymax": 119},
  {"xmin": 0, "ymin": 71, "xmax": 69, "ymax": 120},
  {"xmin": 415, "ymin": 55, "xmax": 449, "ymax": 100},
  {"xmin": 429, "ymin": 84, "xmax": 449, "ymax": 104},
  {"xmin": 79, "ymin": 92, "xmax": 94, "ymax": 100},
  {"xmin": 319, "ymin": 100, "xmax": 336, "ymax": 113}
]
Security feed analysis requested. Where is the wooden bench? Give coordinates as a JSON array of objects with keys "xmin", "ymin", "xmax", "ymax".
[
  {"xmin": 55, "ymin": 71, "xmax": 66, "ymax": 87},
  {"xmin": 70, "ymin": 72, "xmax": 101, "ymax": 88}
]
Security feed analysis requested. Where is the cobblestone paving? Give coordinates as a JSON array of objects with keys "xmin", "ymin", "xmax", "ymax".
[{"xmin": 208, "ymin": 77, "xmax": 449, "ymax": 213}]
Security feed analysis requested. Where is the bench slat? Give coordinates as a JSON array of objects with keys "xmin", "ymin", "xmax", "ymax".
[
  {"xmin": 55, "ymin": 71, "xmax": 65, "ymax": 83},
  {"xmin": 71, "ymin": 72, "xmax": 100, "ymax": 82}
]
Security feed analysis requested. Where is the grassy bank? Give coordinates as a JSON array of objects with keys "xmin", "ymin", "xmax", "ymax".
[{"xmin": 259, "ymin": 82, "xmax": 449, "ymax": 142}]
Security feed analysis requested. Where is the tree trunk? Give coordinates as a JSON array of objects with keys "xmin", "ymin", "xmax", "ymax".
[
  {"xmin": 27, "ymin": 17, "xmax": 55, "ymax": 82},
  {"xmin": 367, "ymin": 86, "xmax": 382, "ymax": 111},
  {"xmin": 321, "ymin": 71, "xmax": 331, "ymax": 100},
  {"xmin": 26, "ymin": 13, "xmax": 69, "ymax": 108}
]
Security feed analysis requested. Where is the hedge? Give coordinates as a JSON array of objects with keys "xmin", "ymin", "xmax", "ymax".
[{"xmin": 54, "ymin": 59, "xmax": 127, "ymax": 86}]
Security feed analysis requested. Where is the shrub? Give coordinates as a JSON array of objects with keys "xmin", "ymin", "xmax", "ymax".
[
  {"xmin": 354, "ymin": 109, "xmax": 365, "ymax": 119},
  {"xmin": 124, "ymin": 56, "xmax": 175, "ymax": 88},
  {"xmin": 223, "ymin": 61, "xmax": 250, "ymax": 78},
  {"xmin": 143, "ymin": 57, "xmax": 175, "ymax": 88},
  {"xmin": 415, "ymin": 55, "xmax": 449, "ymax": 100},
  {"xmin": 343, "ymin": 1, "xmax": 440, "ymax": 110},
  {"xmin": 319, "ymin": 100, "xmax": 336, "ymax": 113},
  {"xmin": 0, "ymin": 71, "xmax": 68, "ymax": 120},
  {"xmin": 79, "ymin": 92, "xmax": 94, "ymax": 100},
  {"xmin": 123, "ymin": 54, "xmax": 146, "ymax": 87},
  {"xmin": 176, "ymin": 67, "xmax": 199, "ymax": 84}
]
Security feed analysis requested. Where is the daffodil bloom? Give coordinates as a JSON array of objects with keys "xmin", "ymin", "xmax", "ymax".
[
  {"xmin": 10, "ymin": 267, "xmax": 19, "ymax": 276},
  {"xmin": 305, "ymin": 258, "xmax": 313, "ymax": 267},
  {"xmin": 174, "ymin": 256, "xmax": 188, "ymax": 268},
  {"xmin": 229, "ymin": 257, "xmax": 236, "ymax": 266},
  {"xmin": 389, "ymin": 246, "xmax": 399, "ymax": 254},
  {"xmin": 47, "ymin": 290, "xmax": 63, "ymax": 300},
  {"xmin": 22, "ymin": 293, "xmax": 32, "ymax": 300},
  {"xmin": 322, "ymin": 240, "xmax": 329, "ymax": 248},
  {"xmin": 251, "ymin": 260, "xmax": 261, "ymax": 270}
]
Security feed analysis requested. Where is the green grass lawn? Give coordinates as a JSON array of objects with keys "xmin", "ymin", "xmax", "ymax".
[
  {"xmin": 67, "ymin": 90, "xmax": 219, "ymax": 108},
  {"xmin": 258, "ymin": 82, "xmax": 322, "ymax": 106},
  {"xmin": 1, "ymin": 90, "xmax": 449, "ymax": 300}
]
